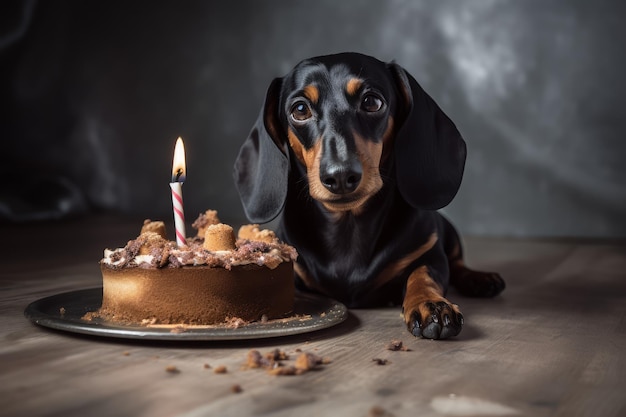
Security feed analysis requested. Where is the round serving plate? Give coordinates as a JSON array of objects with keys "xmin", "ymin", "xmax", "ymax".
[{"xmin": 24, "ymin": 288, "xmax": 348, "ymax": 341}]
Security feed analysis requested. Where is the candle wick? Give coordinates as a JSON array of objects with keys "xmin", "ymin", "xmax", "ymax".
[{"xmin": 174, "ymin": 168, "xmax": 184, "ymax": 182}]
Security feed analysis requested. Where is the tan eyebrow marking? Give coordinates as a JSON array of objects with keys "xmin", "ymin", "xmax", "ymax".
[
  {"xmin": 346, "ymin": 78, "xmax": 363, "ymax": 96},
  {"xmin": 303, "ymin": 85, "xmax": 319, "ymax": 104}
]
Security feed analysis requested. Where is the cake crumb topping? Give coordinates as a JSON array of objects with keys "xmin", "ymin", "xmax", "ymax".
[
  {"xmin": 101, "ymin": 211, "xmax": 297, "ymax": 270},
  {"xmin": 203, "ymin": 223, "xmax": 236, "ymax": 251},
  {"xmin": 141, "ymin": 220, "xmax": 167, "ymax": 239},
  {"xmin": 191, "ymin": 209, "xmax": 221, "ymax": 237},
  {"xmin": 238, "ymin": 224, "xmax": 278, "ymax": 244}
]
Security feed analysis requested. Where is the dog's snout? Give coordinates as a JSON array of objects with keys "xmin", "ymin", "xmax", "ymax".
[
  {"xmin": 320, "ymin": 160, "xmax": 362, "ymax": 195},
  {"xmin": 319, "ymin": 134, "xmax": 362, "ymax": 195}
]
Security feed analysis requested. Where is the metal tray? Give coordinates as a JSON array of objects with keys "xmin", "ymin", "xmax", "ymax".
[{"xmin": 24, "ymin": 288, "xmax": 348, "ymax": 341}]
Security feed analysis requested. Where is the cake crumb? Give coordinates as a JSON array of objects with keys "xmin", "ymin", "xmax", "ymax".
[
  {"xmin": 203, "ymin": 363, "xmax": 211, "ymax": 369},
  {"xmin": 294, "ymin": 352, "xmax": 330, "ymax": 371},
  {"xmin": 170, "ymin": 325, "xmax": 187, "ymax": 334},
  {"xmin": 386, "ymin": 339, "xmax": 411, "ymax": 351},
  {"xmin": 245, "ymin": 349, "xmax": 288, "ymax": 369},
  {"xmin": 82, "ymin": 311, "xmax": 96, "ymax": 321},
  {"xmin": 213, "ymin": 365, "xmax": 228, "ymax": 374},
  {"xmin": 59, "ymin": 307, "xmax": 66, "ymax": 316},
  {"xmin": 137, "ymin": 231, "xmax": 170, "ymax": 256},
  {"xmin": 266, "ymin": 348, "xmax": 289, "ymax": 361},
  {"xmin": 372, "ymin": 358, "xmax": 389, "ymax": 365},
  {"xmin": 230, "ymin": 384, "xmax": 243, "ymax": 394},
  {"xmin": 192, "ymin": 209, "xmax": 221, "ymax": 237},
  {"xmin": 267, "ymin": 365, "xmax": 300, "ymax": 376},
  {"xmin": 122, "ymin": 351, "xmax": 131, "ymax": 356},
  {"xmin": 141, "ymin": 220, "xmax": 167, "ymax": 239},
  {"xmin": 237, "ymin": 224, "xmax": 278, "ymax": 243},
  {"xmin": 165, "ymin": 365, "xmax": 180, "ymax": 374},
  {"xmin": 245, "ymin": 350, "xmax": 269, "ymax": 369},
  {"xmin": 244, "ymin": 349, "xmax": 329, "ymax": 376},
  {"xmin": 224, "ymin": 316, "xmax": 249, "ymax": 329},
  {"xmin": 369, "ymin": 405, "xmax": 395, "ymax": 417}
]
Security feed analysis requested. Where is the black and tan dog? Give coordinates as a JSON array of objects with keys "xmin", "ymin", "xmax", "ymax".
[{"xmin": 234, "ymin": 52, "xmax": 505, "ymax": 339}]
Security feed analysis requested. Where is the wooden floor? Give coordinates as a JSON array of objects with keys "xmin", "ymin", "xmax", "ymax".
[{"xmin": 1, "ymin": 216, "xmax": 625, "ymax": 417}]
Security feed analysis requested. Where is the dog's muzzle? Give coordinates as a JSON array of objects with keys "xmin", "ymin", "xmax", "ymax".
[
  {"xmin": 319, "ymin": 158, "xmax": 362, "ymax": 195},
  {"xmin": 319, "ymin": 134, "xmax": 362, "ymax": 195}
]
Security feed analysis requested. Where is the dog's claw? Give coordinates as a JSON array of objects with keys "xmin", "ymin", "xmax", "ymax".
[
  {"xmin": 422, "ymin": 321, "xmax": 442, "ymax": 339},
  {"xmin": 409, "ymin": 311, "xmax": 422, "ymax": 337},
  {"xmin": 411, "ymin": 323, "xmax": 422, "ymax": 338}
]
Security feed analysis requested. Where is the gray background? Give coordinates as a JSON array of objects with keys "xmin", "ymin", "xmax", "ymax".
[{"xmin": 2, "ymin": 0, "xmax": 625, "ymax": 237}]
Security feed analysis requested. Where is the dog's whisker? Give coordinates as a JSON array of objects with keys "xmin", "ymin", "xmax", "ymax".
[{"xmin": 293, "ymin": 175, "xmax": 315, "ymax": 203}]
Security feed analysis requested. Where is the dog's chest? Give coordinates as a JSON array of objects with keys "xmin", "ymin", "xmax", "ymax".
[{"xmin": 302, "ymin": 219, "xmax": 389, "ymax": 285}]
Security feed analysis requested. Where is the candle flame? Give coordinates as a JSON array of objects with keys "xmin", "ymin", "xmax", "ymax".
[{"xmin": 171, "ymin": 137, "xmax": 186, "ymax": 182}]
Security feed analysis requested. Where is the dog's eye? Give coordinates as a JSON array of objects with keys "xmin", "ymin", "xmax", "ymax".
[
  {"xmin": 361, "ymin": 94, "xmax": 384, "ymax": 112},
  {"xmin": 290, "ymin": 101, "xmax": 313, "ymax": 121}
]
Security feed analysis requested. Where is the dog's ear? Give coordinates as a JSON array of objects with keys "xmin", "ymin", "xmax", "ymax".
[
  {"xmin": 233, "ymin": 78, "xmax": 289, "ymax": 223},
  {"xmin": 388, "ymin": 63, "xmax": 467, "ymax": 210}
]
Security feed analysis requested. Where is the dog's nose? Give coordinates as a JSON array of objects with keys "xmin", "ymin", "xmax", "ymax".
[{"xmin": 320, "ymin": 162, "xmax": 362, "ymax": 195}]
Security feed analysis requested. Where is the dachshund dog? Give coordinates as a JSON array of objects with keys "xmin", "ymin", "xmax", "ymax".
[{"xmin": 234, "ymin": 52, "xmax": 505, "ymax": 339}]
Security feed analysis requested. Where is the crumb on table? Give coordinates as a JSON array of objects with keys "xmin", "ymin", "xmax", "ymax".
[
  {"xmin": 386, "ymin": 339, "xmax": 411, "ymax": 351},
  {"xmin": 213, "ymin": 365, "xmax": 227, "ymax": 374},
  {"xmin": 165, "ymin": 365, "xmax": 180, "ymax": 374},
  {"xmin": 245, "ymin": 349, "xmax": 330, "ymax": 376},
  {"xmin": 369, "ymin": 405, "xmax": 395, "ymax": 417}
]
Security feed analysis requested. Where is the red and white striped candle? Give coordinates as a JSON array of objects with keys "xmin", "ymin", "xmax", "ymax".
[{"xmin": 170, "ymin": 137, "xmax": 187, "ymax": 247}]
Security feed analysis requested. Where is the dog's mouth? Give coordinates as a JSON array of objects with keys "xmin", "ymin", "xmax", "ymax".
[
  {"xmin": 318, "ymin": 193, "xmax": 373, "ymax": 213},
  {"xmin": 307, "ymin": 168, "xmax": 384, "ymax": 214}
]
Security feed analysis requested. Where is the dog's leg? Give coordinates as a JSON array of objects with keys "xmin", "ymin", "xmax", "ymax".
[
  {"xmin": 441, "ymin": 216, "xmax": 506, "ymax": 298},
  {"xmin": 449, "ymin": 259, "xmax": 506, "ymax": 298},
  {"xmin": 402, "ymin": 266, "xmax": 464, "ymax": 339}
]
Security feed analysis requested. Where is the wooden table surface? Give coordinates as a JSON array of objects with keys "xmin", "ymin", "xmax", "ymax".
[{"xmin": 1, "ymin": 216, "xmax": 625, "ymax": 417}]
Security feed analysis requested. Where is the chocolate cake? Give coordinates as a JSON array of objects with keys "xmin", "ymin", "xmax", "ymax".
[{"xmin": 94, "ymin": 210, "xmax": 297, "ymax": 325}]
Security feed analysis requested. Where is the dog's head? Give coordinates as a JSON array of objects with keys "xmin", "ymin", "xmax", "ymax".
[{"xmin": 234, "ymin": 52, "xmax": 466, "ymax": 223}]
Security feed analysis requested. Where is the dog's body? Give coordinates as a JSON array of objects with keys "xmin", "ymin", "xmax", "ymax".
[{"xmin": 234, "ymin": 53, "xmax": 505, "ymax": 339}]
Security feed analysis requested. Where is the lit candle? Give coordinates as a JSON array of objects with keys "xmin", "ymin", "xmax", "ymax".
[{"xmin": 170, "ymin": 137, "xmax": 187, "ymax": 247}]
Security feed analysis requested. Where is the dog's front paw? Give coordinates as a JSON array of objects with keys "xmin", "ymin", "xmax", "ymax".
[{"xmin": 404, "ymin": 300, "xmax": 463, "ymax": 340}]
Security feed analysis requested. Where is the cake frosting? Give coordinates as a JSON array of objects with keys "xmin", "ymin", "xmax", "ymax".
[{"xmin": 93, "ymin": 210, "xmax": 297, "ymax": 325}]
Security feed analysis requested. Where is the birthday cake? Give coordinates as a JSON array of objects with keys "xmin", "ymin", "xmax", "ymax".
[{"xmin": 92, "ymin": 210, "xmax": 297, "ymax": 325}]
